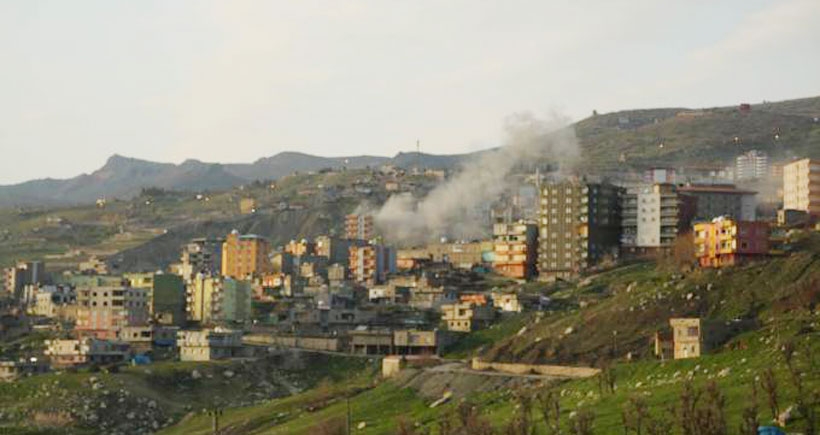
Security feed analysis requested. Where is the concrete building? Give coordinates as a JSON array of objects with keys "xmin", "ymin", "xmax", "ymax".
[
  {"xmin": 126, "ymin": 273, "xmax": 187, "ymax": 326},
  {"xmin": 440, "ymin": 302, "xmax": 494, "ymax": 332},
  {"xmin": 491, "ymin": 292, "xmax": 523, "ymax": 313},
  {"xmin": 668, "ymin": 318, "xmax": 718, "ymax": 359},
  {"xmin": 678, "ymin": 185, "xmax": 757, "ymax": 221},
  {"xmin": 783, "ymin": 158, "xmax": 820, "ymax": 216},
  {"xmin": 492, "ymin": 222, "xmax": 538, "ymax": 280},
  {"xmin": 284, "ymin": 239, "xmax": 315, "ymax": 257},
  {"xmin": 45, "ymin": 338, "xmax": 130, "ymax": 367},
  {"xmin": 693, "ymin": 217, "xmax": 769, "ymax": 268},
  {"xmin": 3, "ymin": 261, "xmax": 45, "ymax": 301},
  {"xmin": 179, "ymin": 238, "xmax": 224, "ymax": 279},
  {"xmin": 735, "ymin": 150, "xmax": 769, "ymax": 181},
  {"xmin": 177, "ymin": 328, "xmax": 243, "ymax": 361},
  {"xmin": 538, "ymin": 180, "xmax": 622, "ymax": 279},
  {"xmin": 187, "ymin": 275, "xmax": 252, "ymax": 325},
  {"xmin": 75, "ymin": 284, "xmax": 150, "ymax": 339},
  {"xmin": 345, "ymin": 213, "xmax": 375, "ymax": 241},
  {"xmin": 621, "ymin": 183, "xmax": 696, "ymax": 255},
  {"xmin": 349, "ymin": 244, "xmax": 396, "ymax": 284},
  {"xmin": 349, "ymin": 328, "xmax": 394, "ymax": 355},
  {"xmin": 221, "ymin": 231, "xmax": 271, "ymax": 279},
  {"xmin": 315, "ymin": 236, "xmax": 352, "ymax": 266},
  {"xmin": 396, "ymin": 241, "xmax": 494, "ymax": 270},
  {"xmin": 28, "ymin": 285, "xmax": 76, "ymax": 318}
]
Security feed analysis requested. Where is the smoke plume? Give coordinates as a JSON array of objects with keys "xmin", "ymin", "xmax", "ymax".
[{"xmin": 375, "ymin": 111, "xmax": 579, "ymax": 245}]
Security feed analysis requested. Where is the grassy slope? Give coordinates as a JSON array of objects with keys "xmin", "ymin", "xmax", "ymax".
[{"xmin": 163, "ymin": 236, "xmax": 820, "ymax": 434}]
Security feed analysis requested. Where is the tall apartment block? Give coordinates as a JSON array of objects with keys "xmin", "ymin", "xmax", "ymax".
[
  {"xmin": 75, "ymin": 282, "xmax": 149, "ymax": 339},
  {"xmin": 221, "ymin": 231, "xmax": 271, "ymax": 279},
  {"xmin": 187, "ymin": 275, "xmax": 252, "ymax": 325},
  {"xmin": 783, "ymin": 158, "xmax": 820, "ymax": 216},
  {"xmin": 492, "ymin": 222, "xmax": 538, "ymax": 280},
  {"xmin": 3, "ymin": 261, "xmax": 45, "ymax": 301},
  {"xmin": 735, "ymin": 150, "xmax": 769, "ymax": 181},
  {"xmin": 538, "ymin": 180, "xmax": 622, "ymax": 279},
  {"xmin": 345, "ymin": 214, "xmax": 374, "ymax": 241},
  {"xmin": 349, "ymin": 244, "xmax": 396, "ymax": 284},
  {"xmin": 621, "ymin": 184, "xmax": 696, "ymax": 255}
]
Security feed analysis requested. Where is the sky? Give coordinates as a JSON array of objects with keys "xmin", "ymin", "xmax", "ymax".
[{"xmin": 1, "ymin": 0, "xmax": 819, "ymax": 185}]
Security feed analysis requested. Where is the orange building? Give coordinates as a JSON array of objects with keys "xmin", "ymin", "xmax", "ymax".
[
  {"xmin": 349, "ymin": 244, "xmax": 395, "ymax": 284},
  {"xmin": 492, "ymin": 222, "xmax": 538, "ymax": 280},
  {"xmin": 345, "ymin": 214, "xmax": 374, "ymax": 241},
  {"xmin": 693, "ymin": 217, "xmax": 769, "ymax": 268},
  {"xmin": 221, "ymin": 231, "xmax": 271, "ymax": 279}
]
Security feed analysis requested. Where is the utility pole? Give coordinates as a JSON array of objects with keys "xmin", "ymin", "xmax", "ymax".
[
  {"xmin": 346, "ymin": 396, "xmax": 352, "ymax": 435},
  {"xmin": 209, "ymin": 405, "xmax": 223, "ymax": 434}
]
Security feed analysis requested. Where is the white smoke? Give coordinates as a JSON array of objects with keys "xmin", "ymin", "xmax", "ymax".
[{"xmin": 375, "ymin": 111, "xmax": 580, "ymax": 245}]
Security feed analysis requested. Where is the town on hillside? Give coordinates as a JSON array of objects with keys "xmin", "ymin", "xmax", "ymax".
[{"xmin": 2, "ymin": 143, "xmax": 820, "ymax": 433}]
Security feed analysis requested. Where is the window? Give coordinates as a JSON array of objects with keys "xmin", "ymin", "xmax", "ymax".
[{"xmin": 687, "ymin": 326, "xmax": 699, "ymax": 337}]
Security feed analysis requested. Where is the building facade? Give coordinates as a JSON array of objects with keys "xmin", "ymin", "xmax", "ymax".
[
  {"xmin": 492, "ymin": 222, "xmax": 538, "ymax": 280},
  {"xmin": 75, "ymin": 284, "xmax": 149, "ymax": 339},
  {"xmin": 179, "ymin": 238, "xmax": 224, "ymax": 279},
  {"xmin": 345, "ymin": 214, "xmax": 374, "ymax": 241},
  {"xmin": 678, "ymin": 185, "xmax": 757, "ymax": 221},
  {"xmin": 621, "ymin": 183, "xmax": 696, "ymax": 255},
  {"xmin": 538, "ymin": 180, "xmax": 622, "ymax": 279},
  {"xmin": 783, "ymin": 158, "xmax": 820, "ymax": 216},
  {"xmin": 735, "ymin": 150, "xmax": 769, "ymax": 181},
  {"xmin": 693, "ymin": 217, "xmax": 769, "ymax": 268},
  {"xmin": 221, "ymin": 231, "xmax": 271, "ymax": 279},
  {"xmin": 349, "ymin": 244, "xmax": 396, "ymax": 284},
  {"xmin": 187, "ymin": 275, "xmax": 252, "ymax": 325},
  {"xmin": 177, "ymin": 328, "xmax": 243, "ymax": 361}
]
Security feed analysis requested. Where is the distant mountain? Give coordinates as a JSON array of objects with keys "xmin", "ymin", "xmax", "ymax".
[
  {"xmin": 3, "ymin": 95, "xmax": 820, "ymax": 207},
  {"xmin": 0, "ymin": 151, "xmax": 473, "ymax": 207},
  {"xmin": 0, "ymin": 155, "xmax": 245, "ymax": 206}
]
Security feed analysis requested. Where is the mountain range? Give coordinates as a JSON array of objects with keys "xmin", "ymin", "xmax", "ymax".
[{"xmin": 2, "ymin": 95, "xmax": 819, "ymax": 208}]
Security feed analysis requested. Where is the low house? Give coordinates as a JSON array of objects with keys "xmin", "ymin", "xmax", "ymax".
[
  {"xmin": 349, "ymin": 328, "xmax": 393, "ymax": 355},
  {"xmin": 177, "ymin": 328, "xmax": 243, "ymax": 361},
  {"xmin": 45, "ymin": 338, "xmax": 131, "ymax": 367},
  {"xmin": 492, "ymin": 292, "xmax": 522, "ymax": 313},
  {"xmin": 654, "ymin": 318, "xmax": 725, "ymax": 360},
  {"xmin": 440, "ymin": 302, "xmax": 495, "ymax": 332},
  {"xmin": 392, "ymin": 330, "xmax": 441, "ymax": 355}
]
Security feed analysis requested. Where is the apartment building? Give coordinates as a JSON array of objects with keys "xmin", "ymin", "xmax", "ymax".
[
  {"xmin": 75, "ymin": 285, "xmax": 149, "ymax": 339},
  {"xmin": 125, "ymin": 272, "xmax": 186, "ymax": 326},
  {"xmin": 396, "ymin": 241, "xmax": 494, "ymax": 270},
  {"xmin": 315, "ymin": 236, "xmax": 353, "ymax": 266},
  {"xmin": 538, "ymin": 180, "xmax": 622, "ymax": 279},
  {"xmin": 345, "ymin": 213, "xmax": 374, "ymax": 241},
  {"xmin": 221, "ymin": 231, "xmax": 271, "ymax": 279},
  {"xmin": 179, "ymin": 238, "xmax": 224, "ymax": 279},
  {"xmin": 187, "ymin": 275, "xmax": 252, "ymax": 325},
  {"xmin": 3, "ymin": 261, "xmax": 45, "ymax": 301},
  {"xmin": 28, "ymin": 285, "xmax": 76, "ymax": 318},
  {"xmin": 783, "ymin": 158, "xmax": 820, "ymax": 216},
  {"xmin": 492, "ymin": 222, "xmax": 538, "ymax": 280},
  {"xmin": 735, "ymin": 150, "xmax": 769, "ymax": 181},
  {"xmin": 349, "ymin": 244, "xmax": 396, "ymax": 284},
  {"xmin": 621, "ymin": 183, "xmax": 696, "ymax": 255},
  {"xmin": 693, "ymin": 217, "xmax": 769, "ymax": 268},
  {"xmin": 677, "ymin": 185, "xmax": 757, "ymax": 221}
]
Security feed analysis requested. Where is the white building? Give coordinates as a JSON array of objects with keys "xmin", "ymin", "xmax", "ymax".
[
  {"xmin": 783, "ymin": 158, "xmax": 820, "ymax": 216},
  {"xmin": 177, "ymin": 328, "xmax": 243, "ymax": 361},
  {"xmin": 735, "ymin": 150, "xmax": 769, "ymax": 181}
]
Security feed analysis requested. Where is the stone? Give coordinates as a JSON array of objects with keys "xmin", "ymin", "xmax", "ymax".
[
  {"xmin": 191, "ymin": 370, "xmax": 202, "ymax": 380},
  {"xmin": 357, "ymin": 421, "xmax": 367, "ymax": 429},
  {"xmin": 223, "ymin": 370, "xmax": 235, "ymax": 378}
]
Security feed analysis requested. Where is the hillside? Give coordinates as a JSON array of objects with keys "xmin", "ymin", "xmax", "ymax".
[
  {"xmin": 576, "ymin": 97, "xmax": 820, "ymax": 170},
  {"xmin": 157, "ymin": 239, "xmax": 820, "ymax": 434}
]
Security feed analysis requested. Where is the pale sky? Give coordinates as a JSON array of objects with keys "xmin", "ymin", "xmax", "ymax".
[{"xmin": 1, "ymin": 0, "xmax": 819, "ymax": 185}]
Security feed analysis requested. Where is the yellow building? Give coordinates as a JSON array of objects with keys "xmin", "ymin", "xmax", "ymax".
[
  {"xmin": 693, "ymin": 217, "xmax": 769, "ymax": 268},
  {"xmin": 492, "ymin": 222, "xmax": 537, "ymax": 280},
  {"xmin": 783, "ymin": 158, "xmax": 820, "ymax": 216},
  {"xmin": 221, "ymin": 231, "xmax": 271, "ymax": 279}
]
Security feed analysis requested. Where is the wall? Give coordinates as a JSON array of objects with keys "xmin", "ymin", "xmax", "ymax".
[{"xmin": 471, "ymin": 358, "xmax": 600, "ymax": 378}]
